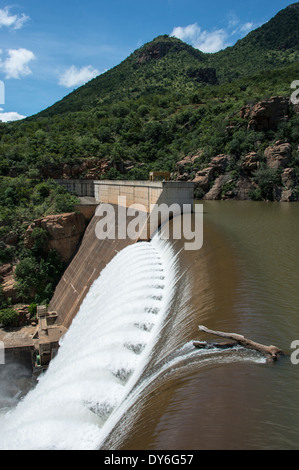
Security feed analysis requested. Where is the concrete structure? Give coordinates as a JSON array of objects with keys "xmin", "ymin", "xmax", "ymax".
[
  {"xmin": 49, "ymin": 205, "xmax": 139, "ymax": 328},
  {"xmin": 94, "ymin": 180, "xmax": 194, "ymax": 211},
  {"xmin": 49, "ymin": 179, "xmax": 194, "ymax": 329},
  {"xmin": 55, "ymin": 179, "xmax": 195, "ymax": 212},
  {"xmin": 0, "ymin": 306, "xmax": 67, "ymax": 369},
  {"xmin": 149, "ymin": 171, "xmax": 171, "ymax": 181},
  {"xmin": 2, "ymin": 179, "xmax": 194, "ymax": 365},
  {"xmin": 55, "ymin": 179, "xmax": 95, "ymax": 197}
]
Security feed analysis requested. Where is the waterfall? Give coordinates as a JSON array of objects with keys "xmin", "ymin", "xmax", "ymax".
[{"xmin": 0, "ymin": 236, "xmax": 178, "ymax": 450}]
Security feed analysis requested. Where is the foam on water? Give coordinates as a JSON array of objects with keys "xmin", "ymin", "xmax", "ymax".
[{"xmin": 0, "ymin": 236, "xmax": 178, "ymax": 450}]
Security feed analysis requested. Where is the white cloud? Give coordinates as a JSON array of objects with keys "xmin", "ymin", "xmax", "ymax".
[
  {"xmin": 239, "ymin": 22, "xmax": 255, "ymax": 34},
  {"xmin": 0, "ymin": 6, "xmax": 29, "ymax": 30},
  {"xmin": 171, "ymin": 15, "xmax": 258, "ymax": 53},
  {"xmin": 58, "ymin": 65, "xmax": 100, "ymax": 88},
  {"xmin": 171, "ymin": 23, "xmax": 229, "ymax": 53},
  {"xmin": 0, "ymin": 109, "xmax": 26, "ymax": 122},
  {"xmin": 228, "ymin": 13, "xmax": 256, "ymax": 36},
  {"xmin": 0, "ymin": 48, "xmax": 36, "ymax": 79}
]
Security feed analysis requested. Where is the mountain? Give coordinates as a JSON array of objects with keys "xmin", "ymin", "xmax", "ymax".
[
  {"xmin": 31, "ymin": 35, "xmax": 208, "ymax": 119},
  {"xmin": 1, "ymin": 2, "xmax": 299, "ymax": 311},
  {"xmin": 33, "ymin": 2, "xmax": 299, "ymax": 118},
  {"xmin": 208, "ymin": 2, "xmax": 299, "ymax": 81},
  {"xmin": 0, "ymin": 3, "xmax": 298, "ymax": 179}
]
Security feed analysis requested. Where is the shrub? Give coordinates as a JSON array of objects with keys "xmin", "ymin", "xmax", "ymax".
[
  {"xmin": 253, "ymin": 168, "xmax": 281, "ymax": 201},
  {"xmin": 28, "ymin": 302, "xmax": 37, "ymax": 317},
  {"xmin": 0, "ymin": 308, "xmax": 19, "ymax": 328}
]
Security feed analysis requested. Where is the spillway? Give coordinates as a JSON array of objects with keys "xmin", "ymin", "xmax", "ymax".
[{"xmin": 0, "ymin": 236, "xmax": 178, "ymax": 450}]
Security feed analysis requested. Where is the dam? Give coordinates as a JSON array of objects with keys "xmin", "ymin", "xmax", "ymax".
[
  {"xmin": 1, "ymin": 201, "xmax": 299, "ymax": 450},
  {"xmin": 1, "ymin": 180, "xmax": 195, "ymax": 367},
  {"xmin": 50, "ymin": 179, "xmax": 194, "ymax": 326}
]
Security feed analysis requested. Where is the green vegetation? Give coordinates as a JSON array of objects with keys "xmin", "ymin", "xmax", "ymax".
[
  {"xmin": 0, "ymin": 177, "xmax": 78, "ymax": 259},
  {"xmin": 0, "ymin": 3, "xmax": 299, "ymax": 312},
  {"xmin": 0, "ymin": 308, "xmax": 19, "ymax": 328},
  {"xmin": 0, "ymin": 178, "xmax": 78, "ymax": 311}
]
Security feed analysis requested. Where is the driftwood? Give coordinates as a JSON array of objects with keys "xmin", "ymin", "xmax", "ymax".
[{"xmin": 194, "ymin": 325, "xmax": 284, "ymax": 362}]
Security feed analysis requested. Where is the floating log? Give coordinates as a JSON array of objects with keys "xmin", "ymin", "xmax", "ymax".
[
  {"xmin": 194, "ymin": 325, "xmax": 285, "ymax": 362},
  {"xmin": 193, "ymin": 340, "xmax": 237, "ymax": 350}
]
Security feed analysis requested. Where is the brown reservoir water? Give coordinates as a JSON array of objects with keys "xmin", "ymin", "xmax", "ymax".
[{"xmin": 106, "ymin": 201, "xmax": 299, "ymax": 450}]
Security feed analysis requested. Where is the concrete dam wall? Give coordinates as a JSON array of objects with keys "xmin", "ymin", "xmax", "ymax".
[
  {"xmin": 50, "ymin": 180, "xmax": 194, "ymax": 329},
  {"xmin": 48, "ymin": 206, "xmax": 136, "ymax": 328}
]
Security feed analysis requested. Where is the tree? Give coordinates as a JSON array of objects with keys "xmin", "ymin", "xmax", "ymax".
[{"xmin": 0, "ymin": 308, "xmax": 19, "ymax": 328}]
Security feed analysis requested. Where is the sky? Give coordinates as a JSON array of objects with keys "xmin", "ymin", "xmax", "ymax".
[{"xmin": 0, "ymin": 0, "xmax": 294, "ymax": 121}]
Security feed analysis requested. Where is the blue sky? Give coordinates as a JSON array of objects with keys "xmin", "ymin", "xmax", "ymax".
[{"xmin": 0, "ymin": 0, "xmax": 294, "ymax": 121}]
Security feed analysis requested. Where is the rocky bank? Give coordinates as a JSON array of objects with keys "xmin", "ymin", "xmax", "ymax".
[{"xmin": 174, "ymin": 96, "xmax": 299, "ymax": 202}]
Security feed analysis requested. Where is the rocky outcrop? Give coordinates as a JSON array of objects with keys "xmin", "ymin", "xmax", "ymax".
[
  {"xmin": 265, "ymin": 140, "xmax": 292, "ymax": 169},
  {"xmin": 241, "ymin": 152, "xmax": 260, "ymax": 174},
  {"xmin": 39, "ymin": 158, "xmax": 112, "ymax": 180},
  {"xmin": 280, "ymin": 189, "xmax": 297, "ymax": 202},
  {"xmin": 192, "ymin": 167, "xmax": 215, "ymax": 192},
  {"xmin": 137, "ymin": 42, "xmax": 174, "ymax": 64},
  {"xmin": 240, "ymin": 96, "xmax": 289, "ymax": 131},
  {"xmin": 0, "ymin": 265, "xmax": 18, "ymax": 303},
  {"xmin": 25, "ymin": 212, "xmax": 86, "ymax": 264},
  {"xmin": 173, "ymin": 95, "xmax": 298, "ymax": 202},
  {"xmin": 235, "ymin": 176, "xmax": 259, "ymax": 200},
  {"xmin": 281, "ymin": 167, "xmax": 297, "ymax": 189},
  {"xmin": 177, "ymin": 153, "xmax": 202, "ymax": 173},
  {"xmin": 203, "ymin": 174, "xmax": 232, "ymax": 200},
  {"xmin": 209, "ymin": 154, "xmax": 232, "ymax": 172}
]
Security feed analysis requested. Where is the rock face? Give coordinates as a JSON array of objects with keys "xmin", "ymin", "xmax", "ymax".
[
  {"xmin": 281, "ymin": 167, "xmax": 297, "ymax": 189},
  {"xmin": 39, "ymin": 158, "xmax": 111, "ymax": 180},
  {"xmin": 241, "ymin": 152, "xmax": 260, "ymax": 174},
  {"xmin": 25, "ymin": 212, "xmax": 86, "ymax": 264},
  {"xmin": 204, "ymin": 174, "xmax": 232, "ymax": 200},
  {"xmin": 209, "ymin": 154, "xmax": 232, "ymax": 172},
  {"xmin": 0, "ymin": 265, "xmax": 18, "ymax": 303},
  {"xmin": 240, "ymin": 96, "xmax": 289, "ymax": 131},
  {"xmin": 137, "ymin": 42, "xmax": 174, "ymax": 64},
  {"xmin": 265, "ymin": 140, "xmax": 292, "ymax": 169},
  {"xmin": 193, "ymin": 167, "xmax": 215, "ymax": 192}
]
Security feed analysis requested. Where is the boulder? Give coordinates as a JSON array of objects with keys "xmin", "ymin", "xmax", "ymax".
[
  {"xmin": 235, "ymin": 176, "xmax": 259, "ymax": 200},
  {"xmin": 25, "ymin": 212, "xmax": 86, "ymax": 264},
  {"xmin": 176, "ymin": 153, "xmax": 202, "ymax": 175},
  {"xmin": 280, "ymin": 189, "xmax": 297, "ymax": 202},
  {"xmin": 193, "ymin": 167, "xmax": 215, "ymax": 192},
  {"xmin": 241, "ymin": 152, "xmax": 260, "ymax": 173},
  {"xmin": 265, "ymin": 140, "xmax": 292, "ymax": 169},
  {"xmin": 203, "ymin": 174, "xmax": 231, "ymax": 200},
  {"xmin": 241, "ymin": 96, "xmax": 289, "ymax": 131},
  {"xmin": 281, "ymin": 167, "xmax": 296, "ymax": 189},
  {"xmin": 209, "ymin": 154, "xmax": 232, "ymax": 172},
  {"xmin": 0, "ymin": 264, "xmax": 12, "ymax": 278},
  {"xmin": 2, "ymin": 273, "xmax": 18, "ymax": 303}
]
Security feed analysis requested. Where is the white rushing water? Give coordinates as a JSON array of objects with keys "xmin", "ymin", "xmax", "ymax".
[{"xmin": 0, "ymin": 236, "xmax": 178, "ymax": 450}]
